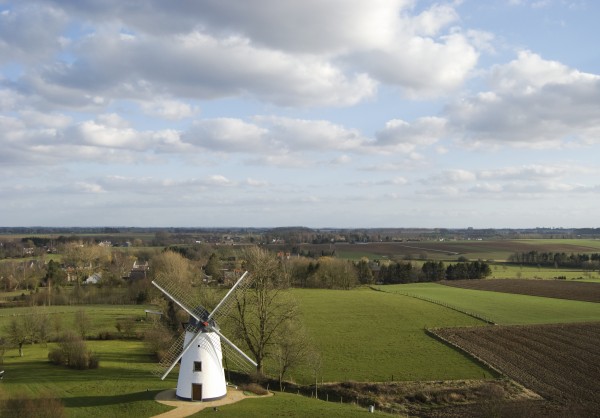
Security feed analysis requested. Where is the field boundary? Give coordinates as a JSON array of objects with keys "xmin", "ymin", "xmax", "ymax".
[
  {"xmin": 425, "ymin": 328, "xmax": 505, "ymax": 379},
  {"xmin": 372, "ymin": 286, "xmax": 497, "ymax": 325}
]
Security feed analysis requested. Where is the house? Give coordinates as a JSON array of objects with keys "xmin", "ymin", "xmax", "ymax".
[
  {"xmin": 85, "ymin": 272, "xmax": 102, "ymax": 284},
  {"xmin": 129, "ymin": 260, "xmax": 149, "ymax": 280}
]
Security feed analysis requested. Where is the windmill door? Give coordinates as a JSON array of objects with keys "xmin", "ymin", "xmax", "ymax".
[{"xmin": 191, "ymin": 383, "xmax": 203, "ymax": 401}]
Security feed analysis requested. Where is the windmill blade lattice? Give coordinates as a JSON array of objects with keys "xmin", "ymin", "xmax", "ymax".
[
  {"xmin": 152, "ymin": 322, "xmax": 199, "ymax": 377},
  {"xmin": 208, "ymin": 271, "xmax": 254, "ymax": 324},
  {"xmin": 221, "ymin": 342, "xmax": 256, "ymax": 374},
  {"xmin": 152, "ymin": 276, "xmax": 209, "ymax": 321}
]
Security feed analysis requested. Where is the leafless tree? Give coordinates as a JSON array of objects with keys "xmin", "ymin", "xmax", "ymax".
[
  {"xmin": 5, "ymin": 310, "xmax": 46, "ymax": 357},
  {"xmin": 231, "ymin": 246, "xmax": 298, "ymax": 375},
  {"xmin": 74, "ymin": 309, "xmax": 90, "ymax": 339},
  {"xmin": 272, "ymin": 321, "xmax": 312, "ymax": 391}
]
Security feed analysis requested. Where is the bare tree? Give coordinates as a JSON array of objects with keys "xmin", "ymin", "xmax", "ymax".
[
  {"xmin": 6, "ymin": 317, "xmax": 27, "ymax": 357},
  {"xmin": 307, "ymin": 348, "xmax": 323, "ymax": 398},
  {"xmin": 74, "ymin": 309, "xmax": 90, "ymax": 339},
  {"xmin": 272, "ymin": 321, "xmax": 312, "ymax": 391},
  {"xmin": 231, "ymin": 246, "xmax": 298, "ymax": 375},
  {"xmin": 5, "ymin": 314, "xmax": 39, "ymax": 357}
]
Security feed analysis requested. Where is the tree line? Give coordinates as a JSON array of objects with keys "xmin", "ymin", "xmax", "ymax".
[
  {"xmin": 508, "ymin": 251, "xmax": 600, "ymax": 269},
  {"xmin": 377, "ymin": 260, "xmax": 491, "ymax": 284}
]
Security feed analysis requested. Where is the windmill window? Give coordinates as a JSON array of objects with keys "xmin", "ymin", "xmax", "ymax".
[{"xmin": 194, "ymin": 361, "xmax": 202, "ymax": 372}]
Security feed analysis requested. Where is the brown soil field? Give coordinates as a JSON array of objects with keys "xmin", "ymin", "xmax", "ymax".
[
  {"xmin": 431, "ymin": 322, "xmax": 600, "ymax": 417},
  {"xmin": 442, "ymin": 279, "xmax": 600, "ymax": 303},
  {"xmin": 298, "ymin": 240, "xmax": 600, "ymax": 262}
]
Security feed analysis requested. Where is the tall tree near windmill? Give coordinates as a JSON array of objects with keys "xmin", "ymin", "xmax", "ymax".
[{"xmin": 230, "ymin": 246, "xmax": 299, "ymax": 375}]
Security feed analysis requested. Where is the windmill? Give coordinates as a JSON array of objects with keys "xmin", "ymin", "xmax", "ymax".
[{"xmin": 152, "ymin": 271, "xmax": 257, "ymax": 401}]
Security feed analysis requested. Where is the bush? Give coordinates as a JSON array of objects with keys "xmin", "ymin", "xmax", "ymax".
[
  {"xmin": 144, "ymin": 323, "xmax": 174, "ymax": 361},
  {"xmin": 48, "ymin": 332, "xmax": 99, "ymax": 370},
  {"xmin": 0, "ymin": 392, "xmax": 65, "ymax": 418},
  {"xmin": 239, "ymin": 383, "xmax": 269, "ymax": 396}
]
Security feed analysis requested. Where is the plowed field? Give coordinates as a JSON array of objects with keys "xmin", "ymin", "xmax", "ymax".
[
  {"xmin": 442, "ymin": 279, "xmax": 600, "ymax": 303},
  {"xmin": 433, "ymin": 322, "xmax": 600, "ymax": 416}
]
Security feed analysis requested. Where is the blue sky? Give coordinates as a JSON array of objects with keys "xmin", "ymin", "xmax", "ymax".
[{"xmin": 1, "ymin": 0, "xmax": 599, "ymax": 228}]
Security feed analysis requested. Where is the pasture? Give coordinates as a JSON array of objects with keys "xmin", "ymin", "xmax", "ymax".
[
  {"xmin": 0, "ymin": 341, "xmax": 175, "ymax": 417},
  {"xmin": 0, "ymin": 304, "xmax": 156, "ymax": 340},
  {"xmin": 333, "ymin": 238, "xmax": 600, "ymax": 262},
  {"xmin": 488, "ymin": 263, "xmax": 599, "ymax": 280},
  {"xmin": 293, "ymin": 288, "xmax": 493, "ymax": 383},
  {"xmin": 4, "ymin": 280, "xmax": 600, "ymax": 416},
  {"xmin": 379, "ymin": 283, "xmax": 600, "ymax": 325}
]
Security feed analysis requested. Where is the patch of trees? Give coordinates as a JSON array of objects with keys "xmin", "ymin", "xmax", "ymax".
[
  {"xmin": 378, "ymin": 261, "xmax": 417, "ymax": 284},
  {"xmin": 376, "ymin": 260, "xmax": 491, "ymax": 284},
  {"xmin": 445, "ymin": 260, "xmax": 492, "ymax": 280},
  {"xmin": 508, "ymin": 251, "xmax": 600, "ymax": 269},
  {"xmin": 287, "ymin": 257, "xmax": 359, "ymax": 289}
]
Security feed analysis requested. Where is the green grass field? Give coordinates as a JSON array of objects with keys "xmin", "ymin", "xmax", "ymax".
[
  {"xmin": 0, "ymin": 341, "xmax": 175, "ymax": 417},
  {"xmin": 0, "ymin": 304, "xmax": 156, "ymax": 340},
  {"xmin": 293, "ymin": 288, "xmax": 494, "ymax": 383},
  {"xmin": 193, "ymin": 392, "xmax": 393, "ymax": 417},
  {"xmin": 488, "ymin": 263, "xmax": 600, "ymax": 280},
  {"xmin": 378, "ymin": 283, "xmax": 600, "ymax": 325},
  {"xmin": 5, "ymin": 280, "xmax": 600, "ymax": 416}
]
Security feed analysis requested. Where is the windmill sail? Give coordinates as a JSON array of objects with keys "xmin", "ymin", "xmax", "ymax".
[
  {"xmin": 152, "ymin": 276, "xmax": 209, "ymax": 321},
  {"xmin": 152, "ymin": 323, "xmax": 197, "ymax": 377}
]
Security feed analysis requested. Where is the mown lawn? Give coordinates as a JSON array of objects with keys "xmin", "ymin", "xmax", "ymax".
[
  {"xmin": 292, "ymin": 288, "xmax": 494, "ymax": 384},
  {"xmin": 0, "ymin": 340, "xmax": 175, "ymax": 418},
  {"xmin": 379, "ymin": 283, "xmax": 600, "ymax": 325},
  {"xmin": 193, "ymin": 391, "xmax": 394, "ymax": 417}
]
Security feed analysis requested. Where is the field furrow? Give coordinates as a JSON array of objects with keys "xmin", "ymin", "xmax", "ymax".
[
  {"xmin": 435, "ymin": 323, "xmax": 600, "ymax": 409},
  {"xmin": 443, "ymin": 279, "xmax": 600, "ymax": 302}
]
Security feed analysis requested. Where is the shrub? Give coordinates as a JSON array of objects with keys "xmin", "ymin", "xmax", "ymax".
[
  {"xmin": 239, "ymin": 383, "xmax": 269, "ymax": 396},
  {"xmin": 144, "ymin": 323, "xmax": 174, "ymax": 361},
  {"xmin": 48, "ymin": 332, "xmax": 99, "ymax": 370},
  {"xmin": 0, "ymin": 392, "xmax": 65, "ymax": 418}
]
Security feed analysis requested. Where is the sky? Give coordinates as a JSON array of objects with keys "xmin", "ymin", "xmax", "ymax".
[{"xmin": 1, "ymin": 0, "xmax": 600, "ymax": 229}]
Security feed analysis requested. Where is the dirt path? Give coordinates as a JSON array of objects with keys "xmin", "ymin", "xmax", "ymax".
[{"xmin": 153, "ymin": 388, "xmax": 254, "ymax": 418}]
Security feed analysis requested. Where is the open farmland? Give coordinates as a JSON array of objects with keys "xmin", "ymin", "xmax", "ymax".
[
  {"xmin": 488, "ymin": 263, "xmax": 599, "ymax": 280},
  {"xmin": 331, "ymin": 239, "xmax": 600, "ymax": 262},
  {"xmin": 378, "ymin": 283, "xmax": 600, "ymax": 325},
  {"xmin": 290, "ymin": 288, "xmax": 493, "ymax": 383},
  {"xmin": 443, "ymin": 279, "xmax": 600, "ymax": 303},
  {"xmin": 433, "ymin": 323, "xmax": 600, "ymax": 417}
]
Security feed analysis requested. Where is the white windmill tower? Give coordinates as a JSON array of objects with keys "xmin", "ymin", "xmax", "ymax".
[{"xmin": 152, "ymin": 271, "xmax": 257, "ymax": 401}]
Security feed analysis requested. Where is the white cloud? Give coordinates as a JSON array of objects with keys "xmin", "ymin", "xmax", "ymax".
[
  {"xmin": 182, "ymin": 118, "xmax": 268, "ymax": 153},
  {"xmin": 12, "ymin": 0, "xmax": 485, "ymax": 111},
  {"xmin": 256, "ymin": 116, "xmax": 367, "ymax": 152},
  {"xmin": 374, "ymin": 117, "xmax": 447, "ymax": 153},
  {"xmin": 27, "ymin": 30, "xmax": 377, "ymax": 108},
  {"xmin": 445, "ymin": 51, "xmax": 600, "ymax": 147},
  {"xmin": 140, "ymin": 98, "xmax": 198, "ymax": 120},
  {"xmin": 0, "ymin": 4, "xmax": 67, "ymax": 64}
]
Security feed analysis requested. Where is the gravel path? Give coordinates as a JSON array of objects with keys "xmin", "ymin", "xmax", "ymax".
[{"xmin": 153, "ymin": 388, "xmax": 252, "ymax": 418}]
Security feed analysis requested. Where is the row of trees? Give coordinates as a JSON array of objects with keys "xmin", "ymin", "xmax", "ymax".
[
  {"xmin": 508, "ymin": 251, "xmax": 600, "ymax": 269},
  {"xmin": 378, "ymin": 260, "xmax": 491, "ymax": 284}
]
